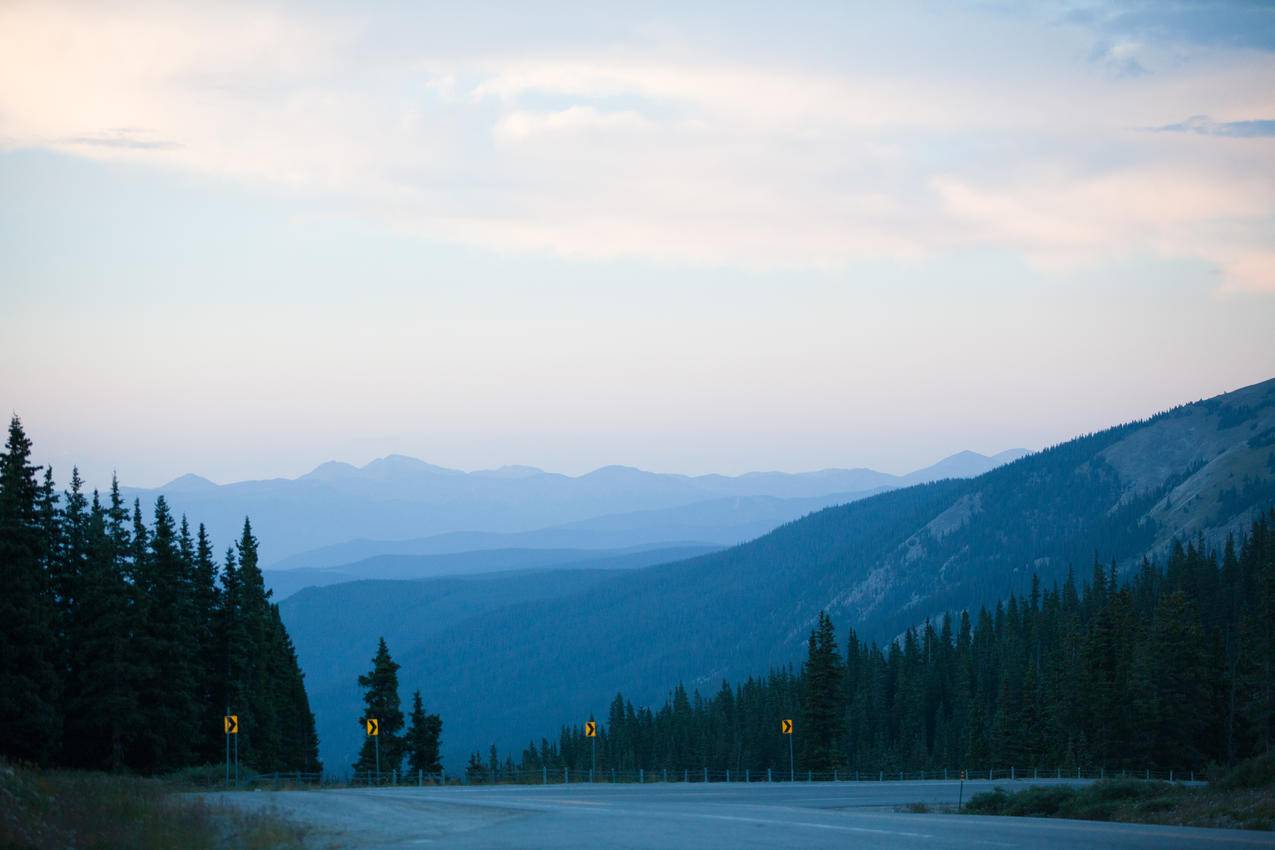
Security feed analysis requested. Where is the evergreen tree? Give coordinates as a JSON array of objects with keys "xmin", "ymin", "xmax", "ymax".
[
  {"xmin": 404, "ymin": 690, "xmax": 443, "ymax": 775},
  {"xmin": 801, "ymin": 611, "xmax": 844, "ymax": 771},
  {"xmin": 127, "ymin": 496, "xmax": 198, "ymax": 771},
  {"xmin": 355, "ymin": 637, "xmax": 406, "ymax": 774},
  {"xmin": 63, "ymin": 485, "xmax": 136, "ymax": 770},
  {"xmin": 0, "ymin": 416, "xmax": 61, "ymax": 763},
  {"xmin": 191, "ymin": 522, "xmax": 222, "ymax": 762}
]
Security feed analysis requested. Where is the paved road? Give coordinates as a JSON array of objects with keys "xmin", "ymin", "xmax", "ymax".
[{"xmin": 213, "ymin": 780, "xmax": 1275, "ymax": 849}]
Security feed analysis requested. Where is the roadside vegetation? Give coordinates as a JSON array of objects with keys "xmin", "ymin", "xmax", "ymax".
[
  {"xmin": 955, "ymin": 754, "xmax": 1275, "ymax": 831},
  {"xmin": 0, "ymin": 761, "xmax": 309, "ymax": 850}
]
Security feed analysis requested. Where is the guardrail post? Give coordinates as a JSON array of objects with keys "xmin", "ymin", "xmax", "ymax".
[
  {"xmin": 767, "ymin": 768, "xmax": 772, "ymax": 783},
  {"xmin": 663, "ymin": 768, "xmax": 668, "ymax": 783},
  {"xmin": 726, "ymin": 769, "xmax": 730, "ymax": 783},
  {"xmin": 640, "ymin": 768, "xmax": 644, "ymax": 783},
  {"xmin": 564, "ymin": 767, "xmax": 569, "ymax": 784},
  {"xmin": 745, "ymin": 769, "xmax": 750, "ymax": 783},
  {"xmin": 1011, "ymin": 766, "xmax": 1015, "ymax": 781},
  {"xmin": 1170, "ymin": 770, "xmax": 1174, "ymax": 782}
]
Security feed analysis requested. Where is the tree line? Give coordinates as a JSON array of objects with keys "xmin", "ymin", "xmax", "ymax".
[
  {"xmin": 494, "ymin": 510, "xmax": 1275, "ymax": 778},
  {"xmin": 0, "ymin": 416, "xmax": 320, "ymax": 775}
]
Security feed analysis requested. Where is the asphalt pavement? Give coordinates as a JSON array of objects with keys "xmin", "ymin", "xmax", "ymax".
[{"xmin": 212, "ymin": 779, "xmax": 1275, "ymax": 849}]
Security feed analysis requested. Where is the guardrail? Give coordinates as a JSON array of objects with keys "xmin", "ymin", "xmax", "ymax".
[
  {"xmin": 453, "ymin": 765, "xmax": 1203, "ymax": 786},
  {"xmin": 240, "ymin": 765, "xmax": 1203, "ymax": 788}
]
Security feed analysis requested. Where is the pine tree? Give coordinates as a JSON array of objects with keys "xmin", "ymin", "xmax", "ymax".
[
  {"xmin": 0, "ymin": 416, "xmax": 61, "ymax": 763},
  {"xmin": 404, "ymin": 690, "xmax": 443, "ymax": 775},
  {"xmin": 127, "ymin": 496, "xmax": 198, "ymax": 771},
  {"xmin": 801, "ymin": 611, "xmax": 844, "ymax": 771},
  {"xmin": 64, "ymin": 486, "xmax": 136, "ymax": 770},
  {"xmin": 355, "ymin": 637, "xmax": 405, "ymax": 774},
  {"xmin": 191, "ymin": 522, "xmax": 222, "ymax": 762}
]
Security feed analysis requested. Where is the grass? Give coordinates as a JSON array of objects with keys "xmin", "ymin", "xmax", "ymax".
[
  {"xmin": 952, "ymin": 756, "xmax": 1275, "ymax": 831},
  {"xmin": 0, "ymin": 761, "xmax": 309, "ymax": 850}
]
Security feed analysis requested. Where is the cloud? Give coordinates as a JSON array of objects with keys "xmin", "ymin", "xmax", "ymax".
[
  {"xmin": 1062, "ymin": 1, "xmax": 1275, "ymax": 53},
  {"xmin": 1087, "ymin": 40, "xmax": 1148, "ymax": 77},
  {"xmin": 934, "ymin": 168, "xmax": 1275, "ymax": 291},
  {"xmin": 495, "ymin": 106, "xmax": 651, "ymax": 140},
  {"xmin": 59, "ymin": 128, "xmax": 181, "ymax": 150},
  {"xmin": 1153, "ymin": 115, "xmax": 1275, "ymax": 138},
  {"xmin": 1, "ymin": 2, "xmax": 1273, "ymax": 290}
]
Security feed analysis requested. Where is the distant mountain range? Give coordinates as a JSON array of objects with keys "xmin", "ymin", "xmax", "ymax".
[
  {"xmin": 279, "ymin": 378, "xmax": 1275, "ymax": 772},
  {"xmin": 262, "ymin": 543, "xmax": 722, "ymax": 600},
  {"xmin": 122, "ymin": 448, "xmax": 1028, "ymax": 566}
]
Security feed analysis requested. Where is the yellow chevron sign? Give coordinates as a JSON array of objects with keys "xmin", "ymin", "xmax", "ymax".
[
  {"xmin": 781, "ymin": 718, "xmax": 793, "ymax": 735},
  {"xmin": 224, "ymin": 715, "xmax": 238, "ymax": 735},
  {"xmin": 584, "ymin": 721, "xmax": 597, "ymax": 738},
  {"xmin": 366, "ymin": 718, "xmax": 379, "ymax": 736}
]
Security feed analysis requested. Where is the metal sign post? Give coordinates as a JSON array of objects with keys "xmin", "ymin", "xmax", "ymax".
[
  {"xmin": 224, "ymin": 712, "xmax": 239, "ymax": 787},
  {"xmin": 366, "ymin": 718, "xmax": 380, "ymax": 784},
  {"xmin": 584, "ymin": 720, "xmax": 597, "ymax": 783},
  {"xmin": 781, "ymin": 719, "xmax": 794, "ymax": 782}
]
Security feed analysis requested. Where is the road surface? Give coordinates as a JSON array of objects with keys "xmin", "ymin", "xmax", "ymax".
[{"xmin": 211, "ymin": 780, "xmax": 1275, "ymax": 849}]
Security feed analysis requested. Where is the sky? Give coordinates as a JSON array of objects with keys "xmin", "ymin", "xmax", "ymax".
[{"xmin": 2, "ymin": 0, "xmax": 1274, "ymax": 489}]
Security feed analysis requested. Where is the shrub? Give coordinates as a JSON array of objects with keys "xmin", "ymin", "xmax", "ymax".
[
  {"xmin": 1218, "ymin": 754, "xmax": 1275, "ymax": 790},
  {"xmin": 0, "ymin": 761, "xmax": 304, "ymax": 850},
  {"xmin": 962, "ymin": 789, "xmax": 1011, "ymax": 815}
]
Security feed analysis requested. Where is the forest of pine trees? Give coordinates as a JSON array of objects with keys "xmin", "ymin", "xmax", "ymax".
[
  {"xmin": 0, "ymin": 416, "xmax": 321, "ymax": 775},
  {"xmin": 501, "ymin": 511, "xmax": 1275, "ymax": 779}
]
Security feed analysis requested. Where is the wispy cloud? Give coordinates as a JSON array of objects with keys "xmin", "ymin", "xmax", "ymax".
[
  {"xmin": 59, "ymin": 128, "xmax": 181, "ymax": 150},
  {"xmin": 1152, "ymin": 115, "xmax": 1275, "ymax": 138}
]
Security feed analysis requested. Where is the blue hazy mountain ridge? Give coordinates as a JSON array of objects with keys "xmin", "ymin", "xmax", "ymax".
[
  {"xmin": 278, "ymin": 379, "xmax": 1275, "ymax": 773},
  {"xmin": 268, "ymin": 487, "xmax": 897, "ymax": 572},
  {"xmin": 262, "ymin": 543, "xmax": 723, "ymax": 600},
  {"xmin": 121, "ymin": 449, "xmax": 1028, "ymax": 566}
]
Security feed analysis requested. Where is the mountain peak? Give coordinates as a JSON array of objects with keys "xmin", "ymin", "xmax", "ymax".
[
  {"xmin": 360, "ymin": 455, "xmax": 463, "ymax": 478},
  {"xmin": 159, "ymin": 472, "xmax": 217, "ymax": 491},
  {"xmin": 300, "ymin": 460, "xmax": 360, "ymax": 482}
]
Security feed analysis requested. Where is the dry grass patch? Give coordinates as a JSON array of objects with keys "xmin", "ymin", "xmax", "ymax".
[{"xmin": 0, "ymin": 762, "xmax": 308, "ymax": 850}]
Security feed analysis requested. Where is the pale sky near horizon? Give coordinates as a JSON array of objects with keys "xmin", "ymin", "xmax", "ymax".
[{"xmin": 2, "ymin": 1, "xmax": 1274, "ymax": 490}]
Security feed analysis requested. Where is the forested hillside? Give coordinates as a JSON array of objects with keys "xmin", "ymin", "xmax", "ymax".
[
  {"xmin": 281, "ymin": 378, "xmax": 1275, "ymax": 770},
  {"xmin": 0, "ymin": 417, "xmax": 319, "ymax": 774},
  {"xmin": 503, "ymin": 512, "xmax": 1275, "ymax": 777}
]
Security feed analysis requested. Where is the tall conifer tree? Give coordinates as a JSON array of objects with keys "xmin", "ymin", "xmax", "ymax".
[
  {"xmin": 0, "ymin": 416, "xmax": 61, "ymax": 763},
  {"xmin": 355, "ymin": 637, "xmax": 405, "ymax": 774}
]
